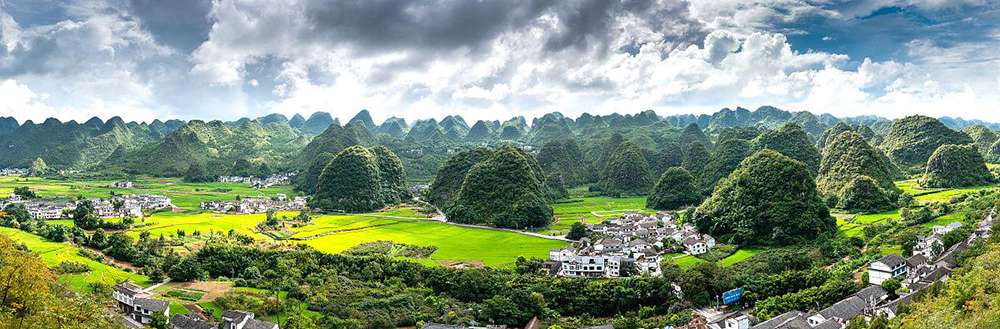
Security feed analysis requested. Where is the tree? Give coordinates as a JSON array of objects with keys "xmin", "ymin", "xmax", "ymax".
[
  {"xmin": 566, "ymin": 222, "xmax": 588, "ymax": 240},
  {"xmin": 679, "ymin": 123, "xmax": 711, "ymax": 149},
  {"xmin": 448, "ymin": 146, "xmax": 553, "ymax": 229},
  {"xmin": 311, "ymin": 145, "xmax": 407, "ymax": 212},
  {"xmin": 537, "ymin": 139, "xmax": 585, "ymax": 186},
  {"xmin": 647, "ymin": 167, "xmax": 701, "ymax": 210},
  {"xmin": 183, "ymin": 162, "xmax": 210, "ymax": 182},
  {"xmin": 682, "ymin": 143, "xmax": 710, "ymax": 179},
  {"xmin": 427, "ymin": 148, "xmax": 495, "ymax": 210},
  {"xmin": 693, "ymin": 150, "xmax": 834, "ymax": 246},
  {"xmin": 922, "ymin": 144, "xmax": 993, "ymax": 188},
  {"xmin": 601, "ymin": 142, "xmax": 653, "ymax": 196},
  {"xmin": 149, "ymin": 312, "xmax": 168, "ymax": 329},
  {"xmin": 12, "ymin": 186, "xmax": 36, "ymax": 199},
  {"xmin": 30, "ymin": 157, "xmax": 48, "ymax": 176},
  {"xmin": 751, "ymin": 123, "xmax": 821, "ymax": 174},
  {"xmin": 881, "ymin": 115, "xmax": 973, "ymax": 169},
  {"xmin": 698, "ymin": 139, "xmax": 751, "ymax": 191},
  {"xmin": 817, "ymin": 131, "xmax": 899, "ymax": 211},
  {"xmin": 881, "ymin": 277, "xmax": 901, "ymax": 299},
  {"xmin": 72, "ymin": 200, "xmax": 101, "ymax": 230}
]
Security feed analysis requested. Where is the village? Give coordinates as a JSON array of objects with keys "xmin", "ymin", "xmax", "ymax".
[
  {"xmin": 217, "ymin": 173, "xmax": 295, "ymax": 189},
  {"xmin": 0, "ymin": 192, "xmax": 172, "ymax": 219},
  {"xmin": 548, "ymin": 212, "xmax": 716, "ymax": 278},
  {"xmin": 199, "ymin": 193, "xmax": 307, "ymax": 214},
  {"xmin": 112, "ymin": 281, "xmax": 279, "ymax": 329}
]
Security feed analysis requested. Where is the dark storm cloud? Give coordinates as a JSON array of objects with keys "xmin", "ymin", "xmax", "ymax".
[
  {"xmin": 304, "ymin": 0, "xmax": 557, "ymax": 53},
  {"xmin": 127, "ymin": 0, "xmax": 213, "ymax": 52}
]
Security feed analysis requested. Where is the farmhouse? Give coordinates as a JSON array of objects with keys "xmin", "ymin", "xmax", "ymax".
[
  {"xmin": 218, "ymin": 173, "xmax": 294, "ymax": 189},
  {"xmin": 805, "ymin": 296, "xmax": 865, "ymax": 327},
  {"xmin": 0, "ymin": 168, "xmax": 28, "ymax": 176},
  {"xmin": 868, "ymin": 254, "xmax": 908, "ymax": 285},
  {"xmin": 112, "ymin": 282, "xmax": 168, "ymax": 326},
  {"xmin": 112, "ymin": 181, "xmax": 135, "ymax": 188},
  {"xmin": 912, "ymin": 222, "xmax": 961, "ymax": 258},
  {"xmin": 169, "ymin": 310, "xmax": 279, "ymax": 329}
]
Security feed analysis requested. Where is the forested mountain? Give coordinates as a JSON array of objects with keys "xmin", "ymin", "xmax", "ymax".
[
  {"xmin": 113, "ymin": 119, "xmax": 310, "ymax": 177},
  {"xmin": 881, "ymin": 115, "xmax": 973, "ymax": 170},
  {"xmin": 0, "ymin": 117, "xmax": 169, "ymax": 170},
  {"xmin": 817, "ymin": 131, "xmax": 899, "ymax": 212}
]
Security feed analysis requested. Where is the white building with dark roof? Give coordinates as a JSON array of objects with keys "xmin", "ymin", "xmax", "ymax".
[
  {"xmin": 112, "ymin": 282, "xmax": 168, "ymax": 325},
  {"xmin": 868, "ymin": 254, "xmax": 909, "ymax": 285}
]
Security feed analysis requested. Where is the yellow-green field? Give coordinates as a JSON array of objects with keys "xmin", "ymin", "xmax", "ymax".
[
  {"xmin": 543, "ymin": 196, "xmax": 650, "ymax": 236},
  {"xmin": 294, "ymin": 215, "xmax": 568, "ymax": 267},
  {"xmin": 0, "ymin": 227, "xmax": 150, "ymax": 290},
  {"xmin": 0, "ymin": 176, "xmax": 295, "ymax": 210}
]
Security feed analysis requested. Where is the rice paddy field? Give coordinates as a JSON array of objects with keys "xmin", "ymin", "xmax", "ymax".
[
  {"xmin": 543, "ymin": 196, "xmax": 650, "ymax": 236},
  {"xmin": 0, "ymin": 227, "xmax": 151, "ymax": 290},
  {"xmin": 0, "ymin": 176, "xmax": 295, "ymax": 210}
]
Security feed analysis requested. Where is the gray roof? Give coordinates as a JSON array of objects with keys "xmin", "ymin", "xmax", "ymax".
[
  {"xmin": 114, "ymin": 282, "xmax": 144, "ymax": 297},
  {"xmin": 133, "ymin": 297, "xmax": 167, "ymax": 312},
  {"xmin": 853, "ymin": 285, "xmax": 888, "ymax": 304},
  {"xmin": 920, "ymin": 267, "xmax": 952, "ymax": 283},
  {"xmin": 422, "ymin": 324, "xmax": 468, "ymax": 329},
  {"xmin": 812, "ymin": 319, "xmax": 842, "ymax": 329},
  {"xmin": 170, "ymin": 314, "xmax": 215, "ymax": 329},
  {"xmin": 906, "ymin": 254, "xmax": 928, "ymax": 268},
  {"xmin": 244, "ymin": 319, "xmax": 279, "ymax": 329},
  {"xmin": 875, "ymin": 254, "xmax": 906, "ymax": 268},
  {"xmin": 818, "ymin": 296, "xmax": 866, "ymax": 321},
  {"xmin": 752, "ymin": 311, "xmax": 811, "ymax": 329}
]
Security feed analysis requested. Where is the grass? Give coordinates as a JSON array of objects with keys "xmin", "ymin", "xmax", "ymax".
[
  {"xmin": 666, "ymin": 253, "xmax": 705, "ymax": 269},
  {"xmin": 718, "ymin": 248, "xmax": 762, "ymax": 267},
  {"xmin": 834, "ymin": 209, "xmax": 901, "ymax": 238},
  {"xmin": 0, "ymin": 176, "xmax": 295, "ymax": 210},
  {"xmin": 543, "ymin": 196, "xmax": 650, "ymax": 236},
  {"xmin": 166, "ymin": 289, "xmax": 206, "ymax": 302},
  {"xmin": 295, "ymin": 215, "xmax": 568, "ymax": 267},
  {"xmin": 922, "ymin": 211, "xmax": 967, "ymax": 228},
  {"xmin": 128, "ymin": 211, "xmax": 299, "ymax": 241},
  {"xmin": 169, "ymin": 302, "xmax": 190, "ymax": 316},
  {"xmin": 0, "ymin": 227, "xmax": 150, "ymax": 291}
]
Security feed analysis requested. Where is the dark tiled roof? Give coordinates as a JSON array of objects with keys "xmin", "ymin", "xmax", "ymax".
[
  {"xmin": 854, "ymin": 285, "xmax": 888, "ymax": 304},
  {"xmin": 812, "ymin": 319, "xmax": 842, "ymax": 329},
  {"xmin": 920, "ymin": 267, "xmax": 952, "ymax": 283},
  {"xmin": 114, "ymin": 282, "xmax": 144, "ymax": 297},
  {"xmin": 422, "ymin": 324, "xmax": 468, "ymax": 329},
  {"xmin": 170, "ymin": 314, "xmax": 216, "ymax": 329},
  {"xmin": 817, "ymin": 296, "xmax": 865, "ymax": 321},
  {"xmin": 244, "ymin": 318, "xmax": 279, "ymax": 329},
  {"xmin": 752, "ymin": 311, "xmax": 810, "ymax": 329},
  {"xmin": 906, "ymin": 254, "xmax": 928, "ymax": 268},
  {"xmin": 875, "ymin": 254, "xmax": 906, "ymax": 268},
  {"xmin": 133, "ymin": 297, "xmax": 167, "ymax": 312}
]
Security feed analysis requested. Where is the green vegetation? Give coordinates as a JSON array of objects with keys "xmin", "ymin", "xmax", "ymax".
[
  {"xmin": 536, "ymin": 139, "xmax": 586, "ymax": 186},
  {"xmin": 817, "ymin": 131, "xmax": 899, "ymax": 211},
  {"xmin": 881, "ymin": 115, "xmax": 973, "ymax": 169},
  {"xmin": 964, "ymin": 124, "xmax": 997, "ymax": 156},
  {"xmin": 922, "ymin": 144, "xmax": 993, "ymax": 188},
  {"xmin": 311, "ymin": 145, "xmax": 407, "ymax": 212},
  {"xmin": 601, "ymin": 142, "xmax": 653, "ymax": 196},
  {"xmin": 295, "ymin": 124, "xmax": 365, "ymax": 190},
  {"xmin": 699, "ymin": 138, "xmax": 751, "ymax": 191},
  {"xmin": 751, "ymin": 123, "xmax": 821, "ymax": 174},
  {"xmin": 679, "ymin": 123, "xmax": 711, "ymax": 149},
  {"xmin": 895, "ymin": 244, "xmax": 1000, "ymax": 328},
  {"xmin": 426, "ymin": 148, "xmax": 495, "ymax": 210},
  {"xmin": 693, "ymin": 150, "xmax": 834, "ymax": 245},
  {"xmin": 647, "ymin": 167, "xmax": 701, "ymax": 210},
  {"xmin": 449, "ymin": 146, "xmax": 553, "ymax": 228}
]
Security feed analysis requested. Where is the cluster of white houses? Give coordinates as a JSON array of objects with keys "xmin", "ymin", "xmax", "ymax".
[
  {"xmin": 114, "ymin": 282, "xmax": 278, "ymax": 329},
  {"xmin": 0, "ymin": 193, "xmax": 171, "ymax": 219},
  {"xmin": 751, "ymin": 210, "xmax": 995, "ymax": 329},
  {"xmin": 217, "ymin": 173, "xmax": 294, "ymax": 189},
  {"xmin": 0, "ymin": 168, "xmax": 28, "ymax": 176},
  {"xmin": 200, "ymin": 193, "xmax": 306, "ymax": 214},
  {"xmin": 548, "ymin": 212, "xmax": 716, "ymax": 278}
]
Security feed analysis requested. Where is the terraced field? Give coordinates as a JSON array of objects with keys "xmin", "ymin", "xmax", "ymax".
[{"xmin": 0, "ymin": 227, "xmax": 151, "ymax": 290}]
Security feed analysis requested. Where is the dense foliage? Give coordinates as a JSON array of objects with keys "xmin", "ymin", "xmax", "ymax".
[
  {"xmin": 311, "ymin": 145, "xmax": 407, "ymax": 212},
  {"xmin": 295, "ymin": 124, "xmax": 367, "ymax": 190},
  {"xmin": 426, "ymin": 148, "xmax": 496, "ymax": 210},
  {"xmin": 895, "ymin": 244, "xmax": 1000, "ymax": 328},
  {"xmin": 536, "ymin": 139, "xmax": 586, "ymax": 187},
  {"xmin": 681, "ymin": 143, "xmax": 710, "ymax": 179},
  {"xmin": 698, "ymin": 139, "xmax": 751, "ymax": 192},
  {"xmin": 922, "ymin": 144, "xmax": 993, "ymax": 188},
  {"xmin": 964, "ymin": 124, "xmax": 997, "ymax": 157},
  {"xmin": 678, "ymin": 123, "xmax": 711, "ymax": 149},
  {"xmin": 448, "ymin": 146, "xmax": 553, "ymax": 229},
  {"xmin": 693, "ymin": 150, "xmax": 835, "ymax": 246},
  {"xmin": 817, "ymin": 131, "xmax": 899, "ymax": 211},
  {"xmin": 751, "ymin": 123, "xmax": 821, "ymax": 174},
  {"xmin": 881, "ymin": 115, "xmax": 973, "ymax": 169},
  {"xmin": 646, "ymin": 167, "xmax": 701, "ymax": 210},
  {"xmin": 601, "ymin": 142, "xmax": 654, "ymax": 196}
]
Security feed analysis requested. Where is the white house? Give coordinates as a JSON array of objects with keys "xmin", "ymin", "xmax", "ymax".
[
  {"xmin": 113, "ymin": 282, "xmax": 168, "ymax": 325},
  {"xmin": 869, "ymin": 254, "xmax": 909, "ymax": 285}
]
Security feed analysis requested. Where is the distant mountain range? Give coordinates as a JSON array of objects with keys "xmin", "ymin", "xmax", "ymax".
[{"xmin": 1, "ymin": 107, "xmax": 994, "ymax": 178}]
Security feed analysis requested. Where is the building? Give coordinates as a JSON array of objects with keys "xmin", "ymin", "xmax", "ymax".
[
  {"xmin": 751, "ymin": 311, "xmax": 810, "ymax": 329},
  {"xmin": 913, "ymin": 222, "xmax": 962, "ymax": 258},
  {"xmin": 221, "ymin": 310, "xmax": 279, "ymax": 329},
  {"xmin": 683, "ymin": 234, "xmax": 716, "ymax": 255},
  {"xmin": 806, "ymin": 295, "xmax": 866, "ymax": 326},
  {"xmin": 868, "ymin": 254, "xmax": 909, "ymax": 285},
  {"xmin": 112, "ymin": 282, "xmax": 168, "ymax": 325},
  {"xmin": 170, "ymin": 314, "xmax": 216, "ymax": 329},
  {"xmin": 112, "ymin": 181, "xmax": 135, "ymax": 188}
]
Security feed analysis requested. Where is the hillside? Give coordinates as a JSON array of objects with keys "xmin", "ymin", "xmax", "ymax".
[
  {"xmin": 0, "ymin": 117, "xmax": 164, "ymax": 170},
  {"xmin": 881, "ymin": 115, "xmax": 973, "ymax": 169},
  {"xmin": 117, "ymin": 120, "xmax": 309, "ymax": 177}
]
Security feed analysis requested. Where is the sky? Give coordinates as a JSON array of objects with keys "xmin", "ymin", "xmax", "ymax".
[{"xmin": 1, "ymin": 0, "xmax": 999, "ymax": 124}]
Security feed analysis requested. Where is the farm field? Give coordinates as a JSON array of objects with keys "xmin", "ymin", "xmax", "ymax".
[
  {"xmin": 0, "ymin": 176, "xmax": 295, "ymax": 210},
  {"xmin": 295, "ymin": 216, "xmax": 568, "ymax": 267},
  {"xmin": 0, "ymin": 227, "xmax": 150, "ymax": 290},
  {"xmin": 893, "ymin": 179, "xmax": 995, "ymax": 203},
  {"xmin": 544, "ymin": 196, "xmax": 650, "ymax": 236}
]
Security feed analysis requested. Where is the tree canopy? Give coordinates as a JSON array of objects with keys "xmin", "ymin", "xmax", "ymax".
[
  {"xmin": 536, "ymin": 139, "xmax": 586, "ymax": 187},
  {"xmin": 881, "ymin": 115, "xmax": 973, "ymax": 169},
  {"xmin": 647, "ymin": 167, "xmax": 701, "ymax": 210},
  {"xmin": 699, "ymin": 139, "xmax": 751, "ymax": 192},
  {"xmin": 601, "ymin": 142, "xmax": 653, "ymax": 196},
  {"xmin": 311, "ymin": 145, "xmax": 407, "ymax": 212},
  {"xmin": 427, "ymin": 148, "xmax": 496, "ymax": 210},
  {"xmin": 922, "ymin": 144, "xmax": 993, "ymax": 188},
  {"xmin": 964, "ymin": 124, "xmax": 997, "ymax": 157},
  {"xmin": 693, "ymin": 149, "xmax": 834, "ymax": 246},
  {"xmin": 817, "ymin": 131, "xmax": 899, "ymax": 211},
  {"xmin": 751, "ymin": 123, "xmax": 821, "ymax": 174},
  {"xmin": 448, "ymin": 146, "xmax": 553, "ymax": 229}
]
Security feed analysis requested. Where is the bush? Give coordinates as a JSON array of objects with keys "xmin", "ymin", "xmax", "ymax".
[{"xmin": 54, "ymin": 261, "xmax": 90, "ymax": 274}]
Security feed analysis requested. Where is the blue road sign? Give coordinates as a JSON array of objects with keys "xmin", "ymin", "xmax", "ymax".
[{"xmin": 723, "ymin": 287, "xmax": 743, "ymax": 305}]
